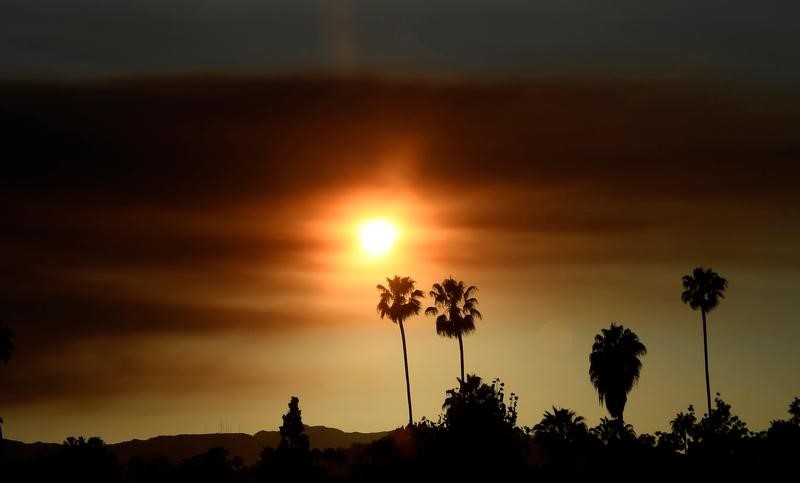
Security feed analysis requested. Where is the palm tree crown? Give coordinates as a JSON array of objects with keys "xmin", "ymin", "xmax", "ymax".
[
  {"xmin": 426, "ymin": 278, "xmax": 481, "ymax": 380},
  {"xmin": 533, "ymin": 407, "xmax": 588, "ymax": 442},
  {"xmin": 592, "ymin": 417, "xmax": 637, "ymax": 444},
  {"xmin": 377, "ymin": 276, "xmax": 425, "ymax": 325},
  {"xmin": 670, "ymin": 407, "xmax": 697, "ymax": 452},
  {"xmin": 588, "ymin": 323, "xmax": 647, "ymax": 422},
  {"xmin": 681, "ymin": 267, "xmax": 727, "ymax": 313},
  {"xmin": 426, "ymin": 278, "xmax": 481, "ymax": 338}
]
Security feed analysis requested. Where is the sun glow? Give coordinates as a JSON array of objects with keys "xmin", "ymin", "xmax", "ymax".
[{"xmin": 359, "ymin": 220, "xmax": 397, "ymax": 256}]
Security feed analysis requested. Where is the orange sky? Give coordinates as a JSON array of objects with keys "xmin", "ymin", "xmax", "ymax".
[{"xmin": 1, "ymin": 78, "xmax": 798, "ymax": 442}]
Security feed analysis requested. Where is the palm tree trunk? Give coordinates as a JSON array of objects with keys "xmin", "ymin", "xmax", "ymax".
[
  {"xmin": 399, "ymin": 320, "xmax": 413, "ymax": 426},
  {"xmin": 457, "ymin": 333, "xmax": 465, "ymax": 381},
  {"xmin": 702, "ymin": 309, "xmax": 712, "ymax": 416}
]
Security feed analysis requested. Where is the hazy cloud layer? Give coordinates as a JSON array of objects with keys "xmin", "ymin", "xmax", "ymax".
[{"xmin": 1, "ymin": 77, "xmax": 798, "ymax": 417}]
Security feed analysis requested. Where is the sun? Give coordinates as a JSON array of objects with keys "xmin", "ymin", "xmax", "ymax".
[{"xmin": 359, "ymin": 219, "xmax": 397, "ymax": 256}]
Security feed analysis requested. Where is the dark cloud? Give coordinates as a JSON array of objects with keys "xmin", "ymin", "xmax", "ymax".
[
  {"xmin": 3, "ymin": 76, "xmax": 798, "ymax": 271},
  {"xmin": 3, "ymin": 76, "xmax": 798, "ymax": 284},
  {"xmin": 0, "ymin": 292, "xmax": 309, "ymax": 406},
  {"xmin": 2, "ymin": 77, "xmax": 798, "ymax": 203},
  {"xmin": 0, "ymin": 292, "xmax": 308, "ymax": 341},
  {"xmin": 1, "ymin": 76, "xmax": 798, "ymax": 410},
  {"xmin": 0, "ymin": 330, "xmax": 279, "ymax": 407}
]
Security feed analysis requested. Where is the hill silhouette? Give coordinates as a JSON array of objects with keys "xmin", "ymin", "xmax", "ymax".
[{"xmin": 4, "ymin": 425, "xmax": 388, "ymax": 465}]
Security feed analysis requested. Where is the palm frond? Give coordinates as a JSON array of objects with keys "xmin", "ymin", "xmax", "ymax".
[{"xmin": 681, "ymin": 267, "xmax": 727, "ymax": 313}]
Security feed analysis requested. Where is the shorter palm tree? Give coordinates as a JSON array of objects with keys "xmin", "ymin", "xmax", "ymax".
[
  {"xmin": 377, "ymin": 276, "xmax": 424, "ymax": 426},
  {"xmin": 670, "ymin": 406, "xmax": 697, "ymax": 453},
  {"xmin": 533, "ymin": 407, "xmax": 588, "ymax": 443},
  {"xmin": 588, "ymin": 323, "xmax": 647, "ymax": 423},
  {"xmin": 592, "ymin": 417, "xmax": 636, "ymax": 444},
  {"xmin": 532, "ymin": 407, "xmax": 590, "ymax": 465},
  {"xmin": 426, "ymin": 278, "xmax": 481, "ymax": 381}
]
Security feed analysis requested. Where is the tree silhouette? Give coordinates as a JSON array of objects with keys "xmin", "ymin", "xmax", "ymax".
[
  {"xmin": 789, "ymin": 397, "xmax": 800, "ymax": 424},
  {"xmin": 442, "ymin": 375, "xmax": 518, "ymax": 431},
  {"xmin": 533, "ymin": 406, "xmax": 588, "ymax": 443},
  {"xmin": 691, "ymin": 393, "xmax": 750, "ymax": 458},
  {"xmin": 377, "ymin": 275, "xmax": 424, "ymax": 426},
  {"xmin": 681, "ymin": 267, "xmax": 727, "ymax": 416},
  {"xmin": 279, "ymin": 396, "xmax": 309, "ymax": 452},
  {"xmin": 592, "ymin": 417, "xmax": 637, "ymax": 445},
  {"xmin": 767, "ymin": 396, "xmax": 800, "ymax": 464},
  {"xmin": 179, "ymin": 447, "xmax": 245, "ymax": 483},
  {"xmin": 532, "ymin": 407, "xmax": 591, "ymax": 468},
  {"xmin": 425, "ymin": 278, "xmax": 481, "ymax": 380},
  {"xmin": 440, "ymin": 374, "xmax": 521, "ymax": 471},
  {"xmin": 669, "ymin": 406, "xmax": 697, "ymax": 453},
  {"xmin": 60, "ymin": 436, "xmax": 123, "ymax": 483},
  {"xmin": 589, "ymin": 323, "xmax": 647, "ymax": 423}
]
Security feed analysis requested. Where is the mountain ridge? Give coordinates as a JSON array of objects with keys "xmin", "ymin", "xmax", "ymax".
[{"xmin": 4, "ymin": 425, "xmax": 390, "ymax": 465}]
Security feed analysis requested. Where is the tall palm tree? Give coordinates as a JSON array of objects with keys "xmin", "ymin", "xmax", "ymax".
[
  {"xmin": 681, "ymin": 267, "xmax": 727, "ymax": 416},
  {"xmin": 377, "ymin": 276, "xmax": 424, "ymax": 426},
  {"xmin": 588, "ymin": 323, "xmax": 647, "ymax": 424},
  {"xmin": 425, "ymin": 278, "xmax": 481, "ymax": 381}
]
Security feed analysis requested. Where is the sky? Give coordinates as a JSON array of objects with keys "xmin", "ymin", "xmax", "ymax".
[
  {"xmin": 1, "ymin": 2, "xmax": 799, "ymax": 443},
  {"xmin": 2, "ymin": 1, "xmax": 799, "ymax": 85}
]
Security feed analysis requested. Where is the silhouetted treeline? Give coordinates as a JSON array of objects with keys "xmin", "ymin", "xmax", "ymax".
[{"xmin": 3, "ymin": 392, "xmax": 799, "ymax": 482}]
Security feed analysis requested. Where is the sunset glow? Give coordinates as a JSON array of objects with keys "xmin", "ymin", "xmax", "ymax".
[
  {"xmin": 359, "ymin": 220, "xmax": 397, "ymax": 256},
  {"xmin": 2, "ymin": 6, "xmax": 799, "ymax": 460}
]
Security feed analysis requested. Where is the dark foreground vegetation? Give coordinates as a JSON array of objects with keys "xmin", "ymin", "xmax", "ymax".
[{"xmin": 2, "ymin": 388, "xmax": 798, "ymax": 482}]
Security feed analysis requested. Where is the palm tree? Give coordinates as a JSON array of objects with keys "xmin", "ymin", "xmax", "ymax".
[
  {"xmin": 681, "ymin": 267, "xmax": 727, "ymax": 416},
  {"xmin": 670, "ymin": 406, "xmax": 697, "ymax": 453},
  {"xmin": 533, "ymin": 407, "xmax": 588, "ymax": 442},
  {"xmin": 425, "ymin": 278, "xmax": 481, "ymax": 381},
  {"xmin": 377, "ymin": 276, "xmax": 424, "ymax": 426},
  {"xmin": 592, "ymin": 417, "xmax": 636, "ymax": 444},
  {"xmin": 588, "ymin": 323, "xmax": 647, "ymax": 424}
]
